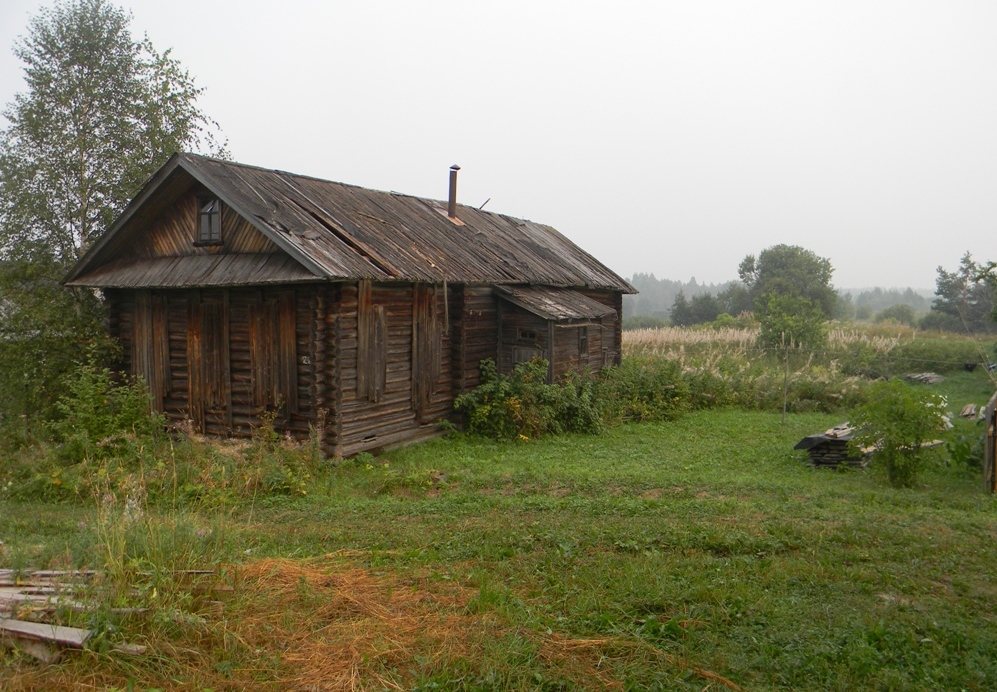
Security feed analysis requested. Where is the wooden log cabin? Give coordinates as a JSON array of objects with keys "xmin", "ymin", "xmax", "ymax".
[{"xmin": 65, "ymin": 154, "xmax": 635, "ymax": 457}]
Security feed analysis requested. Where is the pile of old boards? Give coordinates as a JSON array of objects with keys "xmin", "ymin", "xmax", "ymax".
[
  {"xmin": 904, "ymin": 372, "xmax": 946, "ymax": 385},
  {"xmin": 960, "ymin": 403, "xmax": 980, "ymax": 420},
  {"xmin": 794, "ymin": 423, "xmax": 871, "ymax": 468},
  {"xmin": 0, "ymin": 568, "xmax": 163, "ymax": 663},
  {"xmin": 795, "ymin": 423, "xmax": 949, "ymax": 469}
]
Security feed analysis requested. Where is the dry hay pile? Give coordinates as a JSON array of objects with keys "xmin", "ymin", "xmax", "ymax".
[{"xmin": 2, "ymin": 556, "xmax": 741, "ymax": 691}]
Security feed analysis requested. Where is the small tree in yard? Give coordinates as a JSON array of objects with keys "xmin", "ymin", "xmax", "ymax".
[
  {"xmin": 757, "ymin": 292, "xmax": 828, "ymax": 352},
  {"xmin": 850, "ymin": 379, "xmax": 948, "ymax": 488}
]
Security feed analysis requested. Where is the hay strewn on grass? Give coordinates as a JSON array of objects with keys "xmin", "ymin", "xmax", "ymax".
[
  {"xmin": 235, "ymin": 556, "xmax": 499, "ymax": 690},
  {"xmin": 2, "ymin": 556, "xmax": 734, "ymax": 691}
]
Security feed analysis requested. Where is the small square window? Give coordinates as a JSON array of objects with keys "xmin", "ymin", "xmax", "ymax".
[{"xmin": 197, "ymin": 196, "xmax": 222, "ymax": 244}]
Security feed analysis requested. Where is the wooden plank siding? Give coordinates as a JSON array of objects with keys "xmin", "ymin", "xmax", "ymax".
[
  {"xmin": 131, "ymin": 188, "xmax": 279, "ymax": 259},
  {"xmin": 497, "ymin": 302, "xmax": 549, "ymax": 377},
  {"xmin": 110, "ymin": 286, "xmax": 318, "ymax": 441},
  {"xmin": 550, "ymin": 323, "xmax": 603, "ymax": 381},
  {"xmin": 459, "ymin": 287, "xmax": 499, "ymax": 391},
  {"xmin": 577, "ymin": 289, "xmax": 623, "ymax": 368},
  {"xmin": 108, "ymin": 279, "xmax": 462, "ymax": 457}
]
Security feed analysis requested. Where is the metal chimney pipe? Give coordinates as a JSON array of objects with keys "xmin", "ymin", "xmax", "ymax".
[{"xmin": 448, "ymin": 164, "xmax": 460, "ymax": 219}]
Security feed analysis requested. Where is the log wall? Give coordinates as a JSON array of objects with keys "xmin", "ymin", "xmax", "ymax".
[
  {"xmin": 106, "ymin": 281, "xmax": 625, "ymax": 457},
  {"xmin": 332, "ymin": 281, "xmax": 455, "ymax": 456},
  {"xmin": 496, "ymin": 302, "xmax": 549, "ymax": 376},
  {"xmin": 460, "ymin": 286, "xmax": 499, "ymax": 390},
  {"xmin": 109, "ymin": 285, "xmax": 323, "ymax": 443},
  {"xmin": 578, "ymin": 289, "xmax": 623, "ymax": 368},
  {"xmin": 550, "ymin": 322, "xmax": 605, "ymax": 381}
]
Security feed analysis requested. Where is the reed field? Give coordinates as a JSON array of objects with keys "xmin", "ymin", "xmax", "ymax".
[
  {"xmin": 623, "ymin": 322, "xmax": 991, "ymax": 367},
  {"xmin": 622, "ymin": 322, "xmax": 995, "ymax": 414}
]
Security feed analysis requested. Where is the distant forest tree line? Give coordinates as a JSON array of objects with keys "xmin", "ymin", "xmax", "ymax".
[{"xmin": 624, "ymin": 251, "xmax": 997, "ymax": 335}]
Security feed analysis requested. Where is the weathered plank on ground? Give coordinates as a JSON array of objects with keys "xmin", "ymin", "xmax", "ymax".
[{"xmin": 0, "ymin": 618, "xmax": 92, "ymax": 647}]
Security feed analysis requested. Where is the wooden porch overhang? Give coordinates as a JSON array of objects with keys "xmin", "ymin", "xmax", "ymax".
[{"xmin": 493, "ymin": 284, "xmax": 617, "ymax": 324}]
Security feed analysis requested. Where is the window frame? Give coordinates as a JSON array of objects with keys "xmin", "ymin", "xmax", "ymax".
[{"xmin": 195, "ymin": 195, "xmax": 223, "ymax": 246}]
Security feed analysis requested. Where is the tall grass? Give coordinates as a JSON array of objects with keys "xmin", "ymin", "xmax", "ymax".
[
  {"xmin": 626, "ymin": 322, "xmax": 991, "ymax": 360},
  {"xmin": 617, "ymin": 322, "xmax": 996, "ymax": 415}
]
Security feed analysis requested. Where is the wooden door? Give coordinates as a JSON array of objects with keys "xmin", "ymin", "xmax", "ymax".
[
  {"xmin": 133, "ymin": 290, "xmax": 171, "ymax": 412},
  {"xmin": 412, "ymin": 283, "xmax": 441, "ymax": 422},
  {"xmin": 187, "ymin": 290, "xmax": 232, "ymax": 432},
  {"xmin": 248, "ymin": 288, "xmax": 298, "ymax": 421}
]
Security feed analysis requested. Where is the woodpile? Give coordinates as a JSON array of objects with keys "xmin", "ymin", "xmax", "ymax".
[
  {"xmin": 904, "ymin": 372, "xmax": 945, "ymax": 384},
  {"xmin": 0, "ymin": 568, "xmax": 218, "ymax": 662},
  {"xmin": 794, "ymin": 423, "xmax": 870, "ymax": 469},
  {"xmin": 803, "ymin": 438, "xmax": 870, "ymax": 468},
  {"xmin": 1, "ymin": 569, "xmax": 98, "ymax": 663},
  {"xmin": 960, "ymin": 403, "xmax": 979, "ymax": 419}
]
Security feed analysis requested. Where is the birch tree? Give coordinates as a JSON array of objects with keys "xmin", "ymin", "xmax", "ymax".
[{"xmin": 0, "ymin": 0, "xmax": 224, "ymax": 433}]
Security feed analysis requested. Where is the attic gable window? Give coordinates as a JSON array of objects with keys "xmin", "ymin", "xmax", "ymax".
[{"xmin": 196, "ymin": 196, "xmax": 222, "ymax": 245}]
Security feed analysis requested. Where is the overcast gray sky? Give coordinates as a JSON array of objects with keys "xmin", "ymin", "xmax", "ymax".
[{"xmin": 2, "ymin": 0, "xmax": 996, "ymax": 290}]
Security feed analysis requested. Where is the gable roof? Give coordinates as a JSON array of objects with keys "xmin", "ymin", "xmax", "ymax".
[{"xmin": 66, "ymin": 153, "xmax": 635, "ymax": 293}]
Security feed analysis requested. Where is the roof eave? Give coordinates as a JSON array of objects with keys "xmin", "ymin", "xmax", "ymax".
[{"xmin": 63, "ymin": 153, "xmax": 185, "ymax": 284}]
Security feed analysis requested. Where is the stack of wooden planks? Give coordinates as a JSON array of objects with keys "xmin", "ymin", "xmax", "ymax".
[
  {"xmin": 0, "ymin": 569, "xmax": 96, "ymax": 663},
  {"xmin": 904, "ymin": 372, "xmax": 946, "ymax": 384},
  {"xmin": 794, "ymin": 424, "xmax": 871, "ymax": 469},
  {"xmin": 0, "ymin": 569, "xmax": 156, "ymax": 663},
  {"xmin": 960, "ymin": 403, "xmax": 979, "ymax": 419}
]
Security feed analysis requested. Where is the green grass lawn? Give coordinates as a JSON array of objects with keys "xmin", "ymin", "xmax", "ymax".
[{"xmin": 2, "ymin": 372, "xmax": 997, "ymax": 690}]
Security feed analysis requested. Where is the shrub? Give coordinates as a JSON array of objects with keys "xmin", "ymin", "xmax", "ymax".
[
  {"xmin": 849, "ymin": 379, "xmax": 949, "ymax": 488},
  {"xmin": 890, "ymin": 338, "xmax": 984, "ymax": 374},
  {"xmin": 50, "ymin": 364, "xmax": 164, "ymax": 463},
  {"xmin": 709, "ymin": 313, "xmax": 738, "ymax": 329},
  {"xmin": 919, "ymin": 311, "xmax": 964, "ymax": 333},
  {"xmin": 454, "ymin": 359, "xmax": 601, "ymax": 440},
  {"xmin": 597, "ymin": 358, "xmax": 691, "ymax": 423},
  {"xmin": 946, "ymin": 427, "xmax": 985, "ymax": 471}
]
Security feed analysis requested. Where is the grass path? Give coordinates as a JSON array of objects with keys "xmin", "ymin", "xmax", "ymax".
[{"xmin": 3, "ymin": 401, "xmax": 997, "ymax": 689}]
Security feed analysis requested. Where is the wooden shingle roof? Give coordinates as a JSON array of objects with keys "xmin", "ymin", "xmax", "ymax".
[{"xmin": 66, "ymin": 153, "xmax": 635, "ymax": 292}]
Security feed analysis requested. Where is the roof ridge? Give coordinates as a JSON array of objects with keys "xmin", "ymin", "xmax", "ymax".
[{"xmin": 178, "ymin": 152, "xmax": 534, "ymax": 224}]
